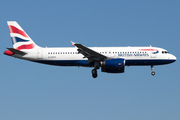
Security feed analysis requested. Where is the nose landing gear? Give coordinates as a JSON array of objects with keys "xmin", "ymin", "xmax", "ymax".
[{"xmin": 151, "ymin": 65, "xmax": 155, "ymax": 76}]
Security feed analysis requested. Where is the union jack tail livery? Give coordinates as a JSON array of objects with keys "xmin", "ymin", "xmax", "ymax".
[
  {"xmin": 4, "ymin": 21, "xmax": 176, "ymax": 78},
  {"xmin": 7, "ymin": 21, "xmax": 39, "ymax": 50}
]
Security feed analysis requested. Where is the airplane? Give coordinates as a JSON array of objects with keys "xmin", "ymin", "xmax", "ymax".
[{"xmin": 4, "ymin": 21, "xmax": 177, "ymax": 78}]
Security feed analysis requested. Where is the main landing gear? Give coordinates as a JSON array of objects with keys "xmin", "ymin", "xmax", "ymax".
[
  {"xmin": 92, "ymin": 69, "xmax": 98, "ymax": 78},
  {"xmin": 151, "ymin": 65, "xmax": 155, "ymax": 76},
  {"xmin": 92, "ymin": 61, "xmax": 100, "ymax": 78}
]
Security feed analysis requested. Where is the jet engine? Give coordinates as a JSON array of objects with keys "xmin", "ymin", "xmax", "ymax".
[{"xmin": 101, "ymin": 58, "xmax": 125, "ymax": 73}]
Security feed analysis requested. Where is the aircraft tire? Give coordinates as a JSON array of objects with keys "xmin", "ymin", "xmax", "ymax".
[
  {"xmin": 92, "ymin": 73, "xmax": 98, "ymax": 78},
  {"xmin": 92, "ymin": 69, "xmax": 97, "ymax": 74},
  {"xmin": 92, "ymin": 69, "xmax": 98, "ymax": 78},
  {"xmin": 151, "ymin": 71, "xmax": 155, "ymax": 76}
]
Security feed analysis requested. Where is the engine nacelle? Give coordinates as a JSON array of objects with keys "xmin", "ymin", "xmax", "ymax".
[
  {"xmin": 101, "ymin": 58, "xmax": 125, "ymax": 73},
  {"xmin": 101, "ymin": 58, "xmax": 125, "ymax": 68}
]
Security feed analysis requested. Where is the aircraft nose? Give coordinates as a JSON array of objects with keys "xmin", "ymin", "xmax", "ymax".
[{"xmin": 170, "ymin": 54, "xmax": 177, "ymax": 62}]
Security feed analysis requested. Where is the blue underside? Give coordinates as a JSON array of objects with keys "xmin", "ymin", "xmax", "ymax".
[{"xmin": 33, "ymin": 59, "xmax": 176, "ymax": 67}]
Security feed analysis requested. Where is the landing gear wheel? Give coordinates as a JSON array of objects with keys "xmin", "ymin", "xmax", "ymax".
[
  {"xmin": 151, "ymin": 65, "xmax": 155, "ymax": 76},
  {"xmin": 92, "ymin": 69, "xmax": 98, "ymax": 78},
  {"xmin": 151, "ymin": 71, "xmax": 155, "ymax": 76},
  {"xmin": 92, "ymin": 69, "xmax": 97, "ymax": 74},
  {"xmin": 92, "ymin": 73, "xmax": 98, "ymax": 78}
]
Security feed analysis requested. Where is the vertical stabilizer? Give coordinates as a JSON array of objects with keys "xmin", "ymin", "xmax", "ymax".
[{"xmin": 7, "ymin": 21, "xmax": 40, "ymax": 50}]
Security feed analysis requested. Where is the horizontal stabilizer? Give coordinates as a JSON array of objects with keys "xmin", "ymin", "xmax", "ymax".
[{"xmin": 7, "ymin": 48, "xmax": 27, "ymax": 55}]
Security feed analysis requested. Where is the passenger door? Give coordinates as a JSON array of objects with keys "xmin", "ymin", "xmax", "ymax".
[
  {"xmin": 150, "ymin": 52, "xmax": 156, "ymax": 58},
  {"xmin": 37, "ymin": 49, "xmax": 43, "ymax": 59}
]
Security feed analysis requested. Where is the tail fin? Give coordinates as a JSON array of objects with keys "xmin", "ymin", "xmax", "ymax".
[{"xmin": 7, "ymin": 21, "xmax": 40, "ymax": 50}]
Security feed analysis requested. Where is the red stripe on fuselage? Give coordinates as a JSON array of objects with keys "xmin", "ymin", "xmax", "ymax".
[
  {"xmin": 16, "ymin": 43, "xmax": 35, "ymax": 50},
  {"xmin": 8, "ymin": 25, "xmax": 28, "ymax": 38},
  {"xmin": 139, "ymin": 49, "xmax": 158, "ymax": 51}
]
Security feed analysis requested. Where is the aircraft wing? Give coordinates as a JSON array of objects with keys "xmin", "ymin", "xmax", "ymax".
[{"xmin": 71, "ymin": 41, "xmax": 107, "ymax": 62}]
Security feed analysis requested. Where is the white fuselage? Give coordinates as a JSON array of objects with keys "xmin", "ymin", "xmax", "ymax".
[{"xmin": 14, "ymin": 46, "xmax": 176, "ymax": 67}]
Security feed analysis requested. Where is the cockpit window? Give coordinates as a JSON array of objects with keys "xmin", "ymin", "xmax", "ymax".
[{"xmin": 162, "ymin": 51, "xmax": 169, "ymax": 54}]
